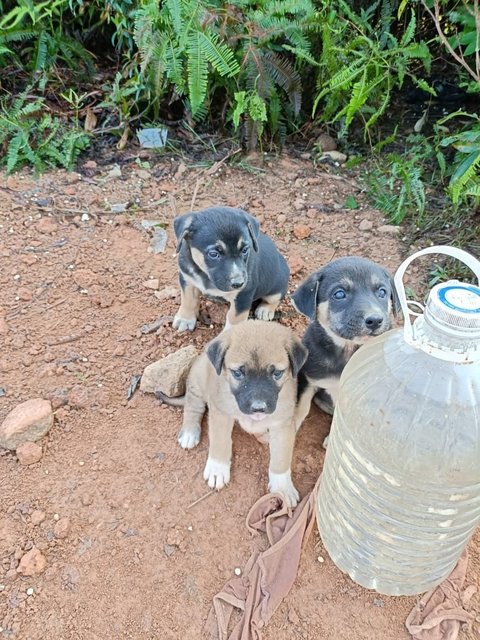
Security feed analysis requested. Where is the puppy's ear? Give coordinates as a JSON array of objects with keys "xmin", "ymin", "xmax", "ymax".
[
  {"xmin": 291, "ymin": 272, "xmax": 322, "ymax": 321},
  {"xmin": 206, "ymin": 335, "xmax": 229, "ymax": 376},
  {"xmin": 242, "ymin": 212, "xmax": 259, "ymax": 252},
  {"xmin": 382, "ymin": 269, "xmax": 401, "ymax": 316},
  {"xmin": 287, "ymin": 339, "xmax": 308, "ymax": 378},
  {"xmin": 173, "ymin": 213, "xmax": 194, "ymax": 252}
]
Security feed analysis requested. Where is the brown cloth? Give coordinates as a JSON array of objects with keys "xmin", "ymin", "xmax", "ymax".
[
  {"xmin": 203, "ymin": 488, "xmax": 318, "ymax": 640},
  {"xmin": 405, "ymin": 550, "xmax": 476, "ymax": 640}
]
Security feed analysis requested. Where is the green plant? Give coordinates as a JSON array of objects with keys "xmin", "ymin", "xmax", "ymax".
[
  {"xmin": 313, "ymin": 0, "xmax": 432, "ymax": 139},
  {"xmin": 133, "ymin": 0, "xmax": 316, "ymax": 148},
  {"xmin": 437, "ymin": 111, "xmax": 480, "ymax": 206},
  {"xmin": 0, "ymin": 88, "xmax": 90, "ymax": 173},
  {"xmin": 366, "ymin": 134, "xmax": 436, "ymax": 223}
]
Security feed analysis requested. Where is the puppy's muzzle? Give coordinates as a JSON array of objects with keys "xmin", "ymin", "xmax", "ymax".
[
  {"xmin": 230, "ymin": 276, "xmax": 245, "ymax": 289},
  {"xmin": 364, "ymin": 315, "xmax": 384, "ymax": 332}
]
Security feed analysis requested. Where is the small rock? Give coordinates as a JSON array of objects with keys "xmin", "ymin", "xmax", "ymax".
[
  {"xmin": 0, "ymin": 398, "xmax": 54, "ymax": 450},
  {"xmin": 164, "ymin": 544, "xmax": 177, "ymax": 557},
  {"xmin": 17, "ymin": 287, "xmax": 33, "ymax": 301},
  {"xmin": 67, "ymin": 386, "xmax": 92, "ymax": 409},
  {"xmin": 288, "ymin": 608, "xmax": 300, "ymax": 625},
  {"xmin": 54, "ymin": 517, "xmax": 70, "ymax": 539},
  {"xmin": 30, "ymin": 510, "xmax": 46, "ymax": 526},
  {"xmin": 277, "ymin": 214, "xmax": 287, "ymax": 224},
  {"xmin": 83, "ymin": 160, "xmax": 97, "ymax": 169},
  {"xmin": 378, "ymin": 224, "xmax": 400, "ymax": 235},
  {"xmin": 110, "ymin": 202, "xmax": 129, "ymax": 214},
  {"xmin": 17, "ymin": 548, "xmax": 47, "ymax": 576},
  {"xmin": 20, "ymin": 254, "xmax": 38, "ymax": 266},
  {"xmin": 154, "ymin": 286, "xmax": 179, "ymax": 301},
  {"xmin": 293, "ymin": 224, "xmax": 311, "ymax": 240},
  {"xmin": 140, "ymin": 346, "xmax": 198, "ymax": 397},
  {"xmin": 293, "ymin": 199, "xmax": 306, "ymax": 211},
  {"xmin": 315, "ymin": 133, "xmax": 337, "ymax": 152},
  {"xmin": 373, "ymin": 597, "xmax": 385, "ymax": 607},
  {"xmin": 143, "ymin": 279, "xmax": 160, "ymax": 290},
  {"xmin": 36, "ymin": 218, "xmax": 58, "ymax": 235},
  {"xmin": 16, "ymin": 441, "xmax": 43, "ymax": 465},
  {"xmin": 320, "ymin": 150, "xmax": 348, "ymax": 164},
  {"xmin": 358, "ymin": 219, "xmax": 373, "ymax": 232}
]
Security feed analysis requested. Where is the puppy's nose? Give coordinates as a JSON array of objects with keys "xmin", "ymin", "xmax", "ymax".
[
  {"xmin": 250, "ymin": 400, "xmax": 267, "ymax": 413},
  {"xmin": 230, "ymin": 277, "xmax": 245, "ymax": 289},
  {"xmin": 365, "ymin": 315, "xmax": 383, "ymax": 330}
]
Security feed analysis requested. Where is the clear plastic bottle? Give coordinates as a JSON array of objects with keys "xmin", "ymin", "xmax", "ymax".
[{"xmin": 316, "ymin": 246, "xmax": 480, "ymax": 596}]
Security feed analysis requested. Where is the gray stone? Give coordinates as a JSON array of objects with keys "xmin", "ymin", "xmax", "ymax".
[
  {"xmin": 378, "ymin": 224, "xmax": 400, "ymax": 235},
  {"xmin": 140, "ymin": 346, "xmax": 198, "ymax": 397},
  {"xmin": 0, "ymin": 399, "xmax": 54, "ymax": 450},
  {"xmin": 358, "ymin": 219, "xmax": 373, "ymax": 232}
]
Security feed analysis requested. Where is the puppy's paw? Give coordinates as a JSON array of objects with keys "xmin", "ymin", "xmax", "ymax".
[
  {"xmin": 177, "ymin": 425, "xmax": 201, "ymax": 449},
  {"xmin": 254, "ymin": 305, "xmax": 276, "ymax": 321},
  {"xmin": 172, "ymin": 314, "xmax": 197, "ymax": 332},
  {"xmin": 203, "ymin": 457, "xmax": 230, "ymax": 490},
  {"xmin": 268, "ymin": 470, "xmax": 299, "ymax": 508}
]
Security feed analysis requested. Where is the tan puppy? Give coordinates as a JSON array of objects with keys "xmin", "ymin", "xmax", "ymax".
[{"xmin": 159, "ymin": 321, "xmax": 308, "ymax": 507}]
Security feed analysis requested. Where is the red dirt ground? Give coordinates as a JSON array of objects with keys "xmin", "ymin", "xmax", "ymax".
[{"xmin": 1, "ymin": 151, "xmax": 478, "ymax": 639}]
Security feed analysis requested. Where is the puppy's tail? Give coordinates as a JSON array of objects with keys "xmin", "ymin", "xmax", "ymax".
[{"xmin": 155, "ymin": 390, "xmax": 186, "ymax": 407}]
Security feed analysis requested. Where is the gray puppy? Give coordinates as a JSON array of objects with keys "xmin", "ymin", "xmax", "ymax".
[
  {"xmin": 172, "ymin": 206, "xmax": 289, "ymax": 332},
  {"xmin": 292, "ymin": 256, "xmax": 400, "ymax": 429}
]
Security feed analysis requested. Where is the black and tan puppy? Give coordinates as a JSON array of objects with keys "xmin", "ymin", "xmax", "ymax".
[
  {"xmin": 172, "ymin": 206, "xmax": 289, "ymax": 332},
  {"xmin": 292, "ymin": 256, "xmax": 400, "ymax": 429},
  {"xmin": 158, "ymin": 321, "xmax": 308, "ymax": 507}
]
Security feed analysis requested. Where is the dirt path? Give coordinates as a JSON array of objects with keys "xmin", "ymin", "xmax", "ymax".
[{"xmin": 1, "ymin": 152, "xmax": 478, "ymax": 639}]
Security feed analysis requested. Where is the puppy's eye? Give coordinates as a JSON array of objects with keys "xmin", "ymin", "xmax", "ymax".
[
  {"xmin": 230, "ymin": 368, "xmax": 244, "ymax": 380},
  {"xmin": 272, "ymin": 369, "xmax": 284, "ymax": 381},
  {"xmin": 207, "ymin": 249, "xmax": 220, "ymax": 260},
  {"xmin": 333, "ymin": 289, "xmax": 346, "ymax": 300},
  {"xmin": 241, "ymin": 246, "xmax": 249, "ymax": 256},
  {"xmin": 378, "ymin": 287, "xmax": 388, "ymax": 298}
]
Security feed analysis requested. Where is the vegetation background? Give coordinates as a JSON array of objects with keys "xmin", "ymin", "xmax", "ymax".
[{"xmin": 0, "ymin": 0, "xmax": 479, "ymax": 265}]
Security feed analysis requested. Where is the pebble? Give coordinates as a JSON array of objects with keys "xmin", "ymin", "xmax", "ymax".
[
  {"xmin": 234, "ymin": 567, "xmax": 242, "ymax": 576},
  {"xmin": 358, "ymin": 219, "xmax": 373, "ymax": 232},
  {"xmin": 154, "ymin": 286, "xmax": 179, "ymax": 301},
  {"xmin": 16, "ymin": 548, "xmax": 47, "ymax": 576},
  {"xmin": 293, "ymin": 224, "xmax": 311, "ymax": 240},
  {"xmin": 30, "ymin": 510, "xmax": 46, "ymax": 525},
  {"xmin": 142, "ymin": 278, "xmax": 160, "ymax": 290},
  {"xmin": 16, "ymin": 441, "xmax": 43, "ymax": 465},
  {"xmin": 378, "ymin": 224, "xmax": 400, "ymax": 235},
  {"xmin": 140, "ymin": 345, "xmax": 198, "ymax": 397},
  {"xmin": 0, "ymin": 398, "xmax": 54, "ymax": 450},
  {"xmin": 53, "ymin": 517, "xmax": 71, "ymax": 539},
  {"xmin": 317, "ymin": 555, "xmax": 325, "ymax": 563},
  {"xmin": 26, "ymin": 587, "xmax": 34, "ymax": 596},
  {"xmin": 17, "ymin": 287, "xmax": 33, "ymax": 301},
  {"xmin": 36, "ymin": 217, "xmax": 58, "ymax": 235}
]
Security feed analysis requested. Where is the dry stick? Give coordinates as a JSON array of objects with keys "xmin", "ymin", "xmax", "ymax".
[
  {"xmin": 46, "ymin": 332, "xmax": 85, "ymax": 346},
  {"xmin": 187, "ymin": 490, "xmax": 216, "ymax": 509}
]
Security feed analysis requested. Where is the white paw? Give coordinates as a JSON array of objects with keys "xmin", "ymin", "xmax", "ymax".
[
  {"xmin": 203, "ymin": 457, "xmax": 231, "ymax": 490},
  {"xmin": 177, "ymin": 425, "xmax": 201, "ymax": 449},
  {"xmin": 255, "ymin": 305, "xmax": 275, "ymax": 321},
  {"xmin": 322, "ymin": 434, "xmax": 330, "ymax": 449},
  {"xmin": 268, "ymin": 470, "xmax": 299, "ymax": 508},
  {"xmin": 172, "ymin": 314, "xmax": 197, "ymax": 332}
]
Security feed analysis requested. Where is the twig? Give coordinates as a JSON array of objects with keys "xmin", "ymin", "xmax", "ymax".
[
  {"xmin": 190, "ymin": 178, "xmax": 201, "ymax": 210},
  {"xmin": 46, "ymin": 332, "xmax": 85, "ymax": 346},
  {"xmin": 186, "ymin": 490, "xmax": 215, "ymax": 509}
]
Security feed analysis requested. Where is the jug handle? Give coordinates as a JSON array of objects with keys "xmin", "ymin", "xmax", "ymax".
[{"xmin": 394, "ymin": 245, "xmax": 480, "ymax": 345}]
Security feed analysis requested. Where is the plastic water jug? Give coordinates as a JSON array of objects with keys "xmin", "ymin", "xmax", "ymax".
[{"xmin": 316, "ymin": 245, "xmax": 480, "ymax": 596}]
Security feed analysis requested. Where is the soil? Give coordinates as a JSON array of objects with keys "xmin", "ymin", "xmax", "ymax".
[{"xmin": 0, "ymin": 150, "xmax": 478, "ymax": 640}]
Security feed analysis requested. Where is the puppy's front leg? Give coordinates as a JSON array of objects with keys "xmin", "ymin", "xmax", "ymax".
[
  {"xmin": 173, "ymin": 278, "xmax": 200, "ymax": 332},
  {"xmin": 177, "ymin": 378, "xmax": 206, "ymax": 450},
  {"xmin": 224, "ymin": 292, "xmax": 251, "ymax": 330},
  {"xmin": 294, "ymin": 383, "xmax": 316, "ymax": 432},
  {"xmin": 268, "ymin": 423, "xmax": 299, "ymax": 508},
  {"xmin": 203, "ymin": 407, "xmax": 234, "ymax": 490}
]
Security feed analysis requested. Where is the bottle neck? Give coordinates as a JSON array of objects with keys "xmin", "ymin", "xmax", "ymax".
[{"xmin": 411, "ymin": 316, "xmax": 480, "ymax": 363}]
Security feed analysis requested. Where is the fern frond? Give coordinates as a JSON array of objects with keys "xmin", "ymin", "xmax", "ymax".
[
  {"xmin": 400, "ymin": 9, "xmax": 416, "ymax": 47},
  {"xmin": 6, "ymin": 131, "xmax": 24, "ymax": 173},
  {"xmin": 449, "ymin": 151, "xmax": 480, "ymax": 204},
  {"xmin": 33, "ymin": 30, "xmax": 49, "ymax": 72},
  {"xmin": 345, "ymin": 68, "xmax": 368, "ymax": 125},
  {"xmin": 187, "ymin": 31, "xmax": 209, "ymax": 116},
  {"xmin": 197, "ymin": 31, "xmax": 239, "ymax": 77},
  {"xmin": 263, "ymin": 51, "xmax": 302, "ymax": 115}
]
